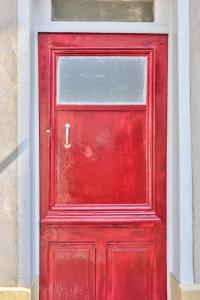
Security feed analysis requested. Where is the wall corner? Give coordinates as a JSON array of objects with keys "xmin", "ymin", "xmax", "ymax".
[{"xmin": 171, "ymin": 273, "xmax": 200, "ymax": 300}]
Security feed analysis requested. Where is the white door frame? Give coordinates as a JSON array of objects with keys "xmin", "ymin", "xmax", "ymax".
[{"xmin": 17, "ymin": 0, "xmax": 194, "ymax": 298}]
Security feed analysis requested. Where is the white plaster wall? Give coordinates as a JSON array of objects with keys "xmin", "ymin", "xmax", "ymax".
[
  {"xmin": 0, "ymin": 0, "xmax": 18, "ymax": 285},
  {"xmin": 190, "ymin": 0, "xmax": 200, "ymax": 284}
]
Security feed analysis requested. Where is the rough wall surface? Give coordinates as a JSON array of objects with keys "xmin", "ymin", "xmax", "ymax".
[
  {"xmin": 190, "ymin": 0, "xmax": 200, "ymax": 284},
  {"xmin": 0, "ymin": 0, "xmax": 18, "ymax": 285}
]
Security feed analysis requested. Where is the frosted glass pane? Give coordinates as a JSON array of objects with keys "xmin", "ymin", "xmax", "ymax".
[
  {"xmin": 52, "ymin": 0, "xmax": 154, "ymax": 22},
  {"xmin": 57, "ymin": 56, "xmax": 147, "ymax": 104}
]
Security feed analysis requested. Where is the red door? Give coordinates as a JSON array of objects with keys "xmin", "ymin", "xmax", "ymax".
[{"xmin": 39, "ymin": 34, "xmax": 168, "ymax": 300}]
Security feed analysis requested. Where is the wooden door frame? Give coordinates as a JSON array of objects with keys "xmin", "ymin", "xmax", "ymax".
[{"xmin": 17, "ymin": 0, "xmax": 194, "ymax": 298}]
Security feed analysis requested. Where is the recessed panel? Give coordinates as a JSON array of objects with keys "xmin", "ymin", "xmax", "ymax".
[
  {"xmin": 57, "ymin": 56, "xmax": 147, "ymax": 104},
  {"xmin": 52, "ymin": 0, "xmax": 154, "ymax": 22},
  {"xmin": 107, "ymin": 242, "xmax": 154, "ymax": 300},
  {"xmin": 55, "ymin": 110, "xmax": 147, "ymax": 205},
  {"xmin": 49, "ymin": 243, "xmax": 96, "ymax": 300}
]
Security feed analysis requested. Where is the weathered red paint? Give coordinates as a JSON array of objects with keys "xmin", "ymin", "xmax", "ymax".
[{"xmin": 39, "ymin": 33, "xmax": 168, "ymax": 300}]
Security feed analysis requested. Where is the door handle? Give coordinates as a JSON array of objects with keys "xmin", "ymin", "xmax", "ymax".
[{"xmin": 64, "ymin": 123, "xmax": 71, "ymax": 149}]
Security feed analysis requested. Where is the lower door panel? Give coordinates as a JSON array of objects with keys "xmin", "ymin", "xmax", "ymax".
[{"xmin": 40, "ymin": 224, "xmax": 165, "ymax": 300}]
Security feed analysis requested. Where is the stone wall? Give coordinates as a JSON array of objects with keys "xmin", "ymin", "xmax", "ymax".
[{"xmin": 0, "ymin": 0, "xmax": 18, "ymax": 285}]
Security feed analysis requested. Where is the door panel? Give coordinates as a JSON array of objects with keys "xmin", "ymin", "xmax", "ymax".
[
  {"xmin": 49, "ymin": 243, "xmax": 96, "ymax": 300},
  {"xmin": 55, "ymin": 110, "xmax": 147, "ymax": 205},
  {"xmin": 39, "ymin": 33, "xmax": 168, "ymax": 300},
  {"xmin": 106, "ymin": 242, "xmax": 153, "ymax": 300},
  {"xmin": 40, "ymin": 225, "xmax": 163, "ymax": 300}
]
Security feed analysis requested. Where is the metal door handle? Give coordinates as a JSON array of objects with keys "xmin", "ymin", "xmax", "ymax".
[{"xmin": 64, "ymin": 123, "xmax": 71, "ymax": 149}]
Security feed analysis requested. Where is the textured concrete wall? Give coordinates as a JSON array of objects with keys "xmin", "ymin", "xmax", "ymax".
[
  {"xmin": 0, "ymin": 0, "xmax": 18, "ymax": 285},
  {"xmin": 190, "ymin": 0, "xmax": 200, "ymax": 284}
]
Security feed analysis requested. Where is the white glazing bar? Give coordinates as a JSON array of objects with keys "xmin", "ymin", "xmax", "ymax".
[
  {"xmin": 154, "ymin": 0, "xmax": 169, "ymax": 25},
  {"xmin": 35, "ymin": 0, "xmax": 169, "ymax": 33}
]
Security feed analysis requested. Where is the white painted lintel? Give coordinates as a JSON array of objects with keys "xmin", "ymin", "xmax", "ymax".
[{"xmin": 37, "ymin": 23, "xmax": 169, "ymax": 34}]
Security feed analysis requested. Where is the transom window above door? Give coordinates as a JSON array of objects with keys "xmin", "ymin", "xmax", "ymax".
[
  {"xmin": 52, "ymin": 0, "xmax": 155, "ymax": 22},
  {"xmin": 57, "ymin": 56, "xmax": 147, "ymax": 105}
]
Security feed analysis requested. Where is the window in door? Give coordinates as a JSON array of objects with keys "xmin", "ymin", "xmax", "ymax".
[{"xmin": 57, "ymin": 56, "xmax": 147, "ymax": 105}]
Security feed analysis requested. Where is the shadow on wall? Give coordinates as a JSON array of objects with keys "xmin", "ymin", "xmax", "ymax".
[{"xmin": 0, "ymin": 139, "xmax": 28, "ymax": 174}]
